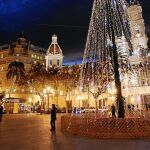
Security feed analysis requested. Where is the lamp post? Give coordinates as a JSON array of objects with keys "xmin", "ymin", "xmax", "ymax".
[
  {"xmin": 43, "ymin": 87, "xmax": 54, "ymax": 111},
  {"xmin": 76, "ymin": 96, "xmax": 81, "ymax": 108},
  {"xmin": 51, "ymin": 88, "xmax": 54, "ymax": 104},
  {"xmin": 39, "ymin": 92, "xmax": 45, "ymax": 110}
]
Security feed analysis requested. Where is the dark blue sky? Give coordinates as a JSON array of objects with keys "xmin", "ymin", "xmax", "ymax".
[{"xmin": 0, "ymin": 0, "xmax": 149, "ymax": 62}]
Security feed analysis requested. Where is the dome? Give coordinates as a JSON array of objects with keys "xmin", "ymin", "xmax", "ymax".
[
  {"xmin": 46, "ymin": 34, "xmax": 64, "ymax": 68},
  {"xmin": 17, "ymin": 32, "xmax": 28, "ymax": 43},
  {"xmin": 47, "ymin": 34, "xmax": 62, "ymax": 55},
  {"xmin": 19, "ymin": 32, "xmax": 26, "ymax": 39}
]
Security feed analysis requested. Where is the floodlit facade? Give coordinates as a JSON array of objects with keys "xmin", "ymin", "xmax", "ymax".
[
  {"xmin": 0, "ymin": 33, "xmax": 46, "ymax": 112},
  {"xmin": 0, "ymin": 33, "xmax": 67, "ymax": 113},
  {"xmin": 121, "ymin": 2, "xmax": 150, "ymax": 109}
]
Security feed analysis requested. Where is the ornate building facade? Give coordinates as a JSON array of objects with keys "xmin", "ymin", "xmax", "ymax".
[
  {"xmin": 121, "ymin": 1, "xmax": 150, "ymax": 108},
  {"xmin": 0, "ymin": 33, "xmax": 66, "ymax": 113},
  {"xmin": 0, "ymin": 33, "xmax": 46, "ymax": 112}
]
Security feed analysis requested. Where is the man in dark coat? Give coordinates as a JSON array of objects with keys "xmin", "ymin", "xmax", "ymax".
[
  {"xmin": 50, "ymin": 104, "xmax": 57, "ymax": 131},
  {"xmin": 111, "ymin": 104, "xmax": 116, "ymax": 118},
  {"xmin": 0, "ymin": 104, "xmax": 3, "ymax": 122}
]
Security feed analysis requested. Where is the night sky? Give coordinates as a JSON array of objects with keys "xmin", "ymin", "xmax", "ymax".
[{"xmin": 0, "ymin": 0, "xmax": 149, "ymax": 63}]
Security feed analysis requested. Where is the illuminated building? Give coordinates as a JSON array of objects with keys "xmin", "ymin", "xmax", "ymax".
[
  {"xmin": 46, "ymin": 34, "xmax": 63, "ymax": 69},
  {"xmin": 0, "ymin": 2, "xmax": 150, "ymax": 112}
]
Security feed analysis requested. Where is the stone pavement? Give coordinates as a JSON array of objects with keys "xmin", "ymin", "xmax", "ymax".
[{"xmin": 0, "ymin": 114, "xmax": 150, "ymax": 150}]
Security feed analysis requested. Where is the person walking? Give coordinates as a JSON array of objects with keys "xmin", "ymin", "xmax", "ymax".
[
  {"xmin": 111, "ymin": 104, "xmax": 116, "ymax": 118},
  {"xmin": 50, "ymin": 104, "xmax": 57, "ymax": 131},
  {"xmin": 128, "ymin": 104, "xmax": 131, "ymax": 112},
  {"xmin": 0, "ymin": 103, "xmax": 3, "ymax": 122}
]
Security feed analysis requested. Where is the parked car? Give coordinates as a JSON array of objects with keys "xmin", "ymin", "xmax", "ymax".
[
  {"xmin": 61, "ymin": 107, "xmax": 66, "ymax": 113},
  {"xmin": 45, "ymin": 108, "xmax": 51, "ymax": 114},
  {"xmin": 56, "ymin": 107, "xmax": 66, "ymax": 113},
  {"xmin": 98, "ymin": 108, "xmax": 108, "ymax": 112},
  {"xmin": 78, "ymin": 108, "xmax": 108, "ymax": 113},
  {"xmin": 40, "ymin": 109, "xmax": 45, "ymax": 114},
  {"xmin": 56, "ymin": 107, "xmax": 62, "ymax": 113},
  {"xmin": 72, "ymin": 107, "xmax": 95, "ymax": 114},
  {"xmin": 72, "ymin": 107, "xmax": 81, "ymax": 114}
]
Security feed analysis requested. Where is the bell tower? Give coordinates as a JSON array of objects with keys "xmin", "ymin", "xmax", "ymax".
[{"xmin": 127, "ymin": 1, "xmax": 148, "ymax": 55}]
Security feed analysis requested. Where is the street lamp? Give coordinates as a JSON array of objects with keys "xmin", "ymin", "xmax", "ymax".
[
  {"xmin": 60, "ymin": 91, "xmax": 63, "ymax": 96},
  {"xmin": 51, "ymin": 88, "xmax": 54, "ymax": 104},
  {"xmin": 76, "ymin": 96, "xmax": 82, "ymax": 108},
  {"xmin": 29, "ymin": 98, "xmax": 32, "ymax": 103},
  {"xmin": 43, "ymin": 87, "xmax": 54, "ymax": 111},
  {"xmin": 38, "ymin": 92, "xmax": 45, "ymax": 110}
]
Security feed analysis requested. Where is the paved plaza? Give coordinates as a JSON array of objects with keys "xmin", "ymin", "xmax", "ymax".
[{"xmin": 0, "ymin": 114, "xmax": 150, "ymax": 150}]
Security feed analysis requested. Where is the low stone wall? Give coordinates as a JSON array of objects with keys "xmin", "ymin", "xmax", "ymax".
[{"xmin": 61, "ymin": 115, "xmax": 150, "ymax": 139}]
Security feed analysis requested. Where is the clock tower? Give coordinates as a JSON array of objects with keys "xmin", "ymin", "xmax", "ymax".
[{"xmin": 127, "ymin": 2, "xmax": 148, "ymax": 55}]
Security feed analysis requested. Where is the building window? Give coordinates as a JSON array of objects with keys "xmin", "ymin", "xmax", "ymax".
[
  {"xmin": 1, "ymin": 67, "xmax": 3, "ymax": 70},
  {"xmin": 135, "ymin": 26, "xmax": 140, "ymax": 33},
  {"xmin": 37, "ymin": 56, "xmax": 39, "ymax": 59},
  {"xmin": 21, "ymin": 89, "xmax": 25, "ymax": 93},
  {"xmin": 135, "ymin": 26, "xmax": 141, "ymax": 37},
  {"xmin": 32, "ymin": 55, "xmax": 36, "ymax": 58},
  {"xmin": 16, "ymin": 54, "xmax": 20, "ymax": 56},
  {"xmin": 50, "ymin": 60, "xmax": 52, "ymax": 65},
  {"xmin": 57, "ymin": 59, "xmax": 60, "ymax": 66},
  {"xmin": 1, "ymin": 54, "xmax": 4, "ymax": 58}
]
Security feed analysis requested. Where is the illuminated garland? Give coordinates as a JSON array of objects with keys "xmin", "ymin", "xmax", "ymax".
[{"xmin": 81, "ymin": 0, "xmax": 132, "ymax": 96}]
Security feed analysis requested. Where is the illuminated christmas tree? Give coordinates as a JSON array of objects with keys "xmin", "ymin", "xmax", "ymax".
[{"xmin": 81, "ymin": 0, "xmax": 132, "ymax": 118}]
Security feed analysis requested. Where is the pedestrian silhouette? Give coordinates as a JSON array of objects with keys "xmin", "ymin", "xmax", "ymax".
[
  {"xmin": 50, "ymin": 104, "xmax": 57, "ymax": 131},
  {"xmin": 0, "ymin": 104, "xmax": 3, "ymax": 122},
  {"xmin": 111, "ymin": 104, "xmax": 116, "ymax": 118}
]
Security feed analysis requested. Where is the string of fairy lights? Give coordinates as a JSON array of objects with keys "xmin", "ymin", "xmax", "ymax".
[{"xmin": 80, "ymin": 0, "xmax": 132, "ymax": 97}]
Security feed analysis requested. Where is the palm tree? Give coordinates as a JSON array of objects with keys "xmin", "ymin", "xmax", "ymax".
[
  {"xmin": 0, "ymin": 91, "xmax": 5, "ymax": 101},
  {"xmin": 6, "ymin": 61, "xmax": 25, "ymax": 97},
  {"xmin": 28, "ymin": 62, "xmax": 47, "ymax": 90}
]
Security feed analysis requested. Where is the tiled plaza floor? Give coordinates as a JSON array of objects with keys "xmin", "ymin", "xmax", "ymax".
[{"xmin": 0, "ymin": 114, "xmax": 150, "ymax": 150}]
